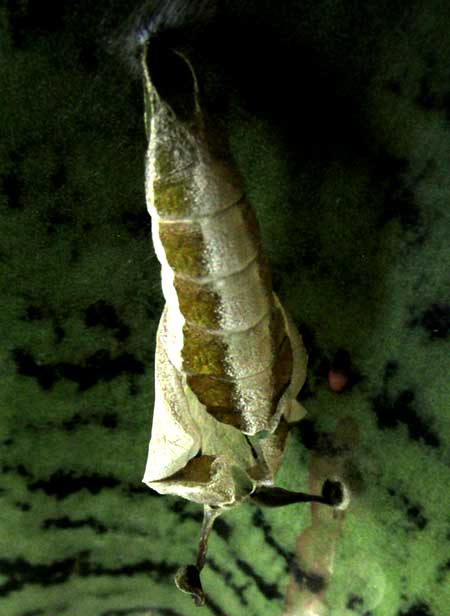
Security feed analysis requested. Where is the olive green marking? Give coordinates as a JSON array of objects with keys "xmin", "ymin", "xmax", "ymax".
[
  {"xmin": 174, "ymin": 277, "xmax": 221, "ymax": 329},
  {"xmin": 185, "ymin": 334, "xmax": 293, "ymax": 431},
  {"xmin": 159, "ymin": 220, "xmax": 207, "ymax": 277},
  {"xmin": 182, "ymin": 324, "xmax": 228, "ymax": 376},
  {"xmin": 187, "ymin": 374, "xmax": 244, "ymax": 430},
  {"xmin": 153, "ymin": 177, "xmax": 193, "ymax": 218},
  {"xmin": 153, "ymin": 141, "xmax": 197, "ymax": 181}
]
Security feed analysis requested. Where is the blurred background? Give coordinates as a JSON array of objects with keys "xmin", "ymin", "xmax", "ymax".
[{"xmin": 1, "ymin": 1, "xmax": 449, "ymax": 615}]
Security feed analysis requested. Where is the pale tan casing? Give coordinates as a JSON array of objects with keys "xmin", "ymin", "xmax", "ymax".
[{"xmin": 141, "ymin": 47, "xmax": 308, "ymax": 508}]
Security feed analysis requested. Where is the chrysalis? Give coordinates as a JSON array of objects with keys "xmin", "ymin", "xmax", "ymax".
[{"xmin": 138, "ymin": 4, "xmax": 344, "ymax": 605}]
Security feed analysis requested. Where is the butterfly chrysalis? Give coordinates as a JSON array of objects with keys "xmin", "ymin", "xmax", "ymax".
[{"xmin": 134, "ymin": 0, "xmax": 345, "ymax": 604}]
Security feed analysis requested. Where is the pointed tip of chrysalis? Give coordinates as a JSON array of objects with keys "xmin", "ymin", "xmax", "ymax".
[{"xmin": 175, "ymin": 564, "xmax": 206, "ymax": 606}]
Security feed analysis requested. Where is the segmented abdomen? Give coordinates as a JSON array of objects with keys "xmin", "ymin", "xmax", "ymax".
[{"xmin": 145, "ymin": 80, "xmax": 293, "ymax": 435}]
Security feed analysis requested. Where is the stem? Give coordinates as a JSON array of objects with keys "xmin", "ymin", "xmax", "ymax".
[
  {"xmin": 250, "ymin": 480, "xmax": 343, "ymax": 508},
  {"xmin": 175, "ymin": 505, "xmax": 222, "ymax": 606},
  {"xmin": 196, "ymin": 505, "xmax": 221, "ymax": 571}
]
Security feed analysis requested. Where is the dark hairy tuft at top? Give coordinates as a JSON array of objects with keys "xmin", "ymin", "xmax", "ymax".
[
  {"xmin": 115, "ymin": 0, "xmax": 218, "ymax": 77},
  {"xmin": 134, "ymin": 0, "xmax": 217, "ymax": 45}
]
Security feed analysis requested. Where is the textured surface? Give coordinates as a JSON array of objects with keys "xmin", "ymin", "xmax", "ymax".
[
  {"xmin": 143, "ymin": 47, "xmax": 307, "ymax": 510},
  {"xmin": 1, "ymin": 1, "xmax": 449, "ymax": 615}
]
